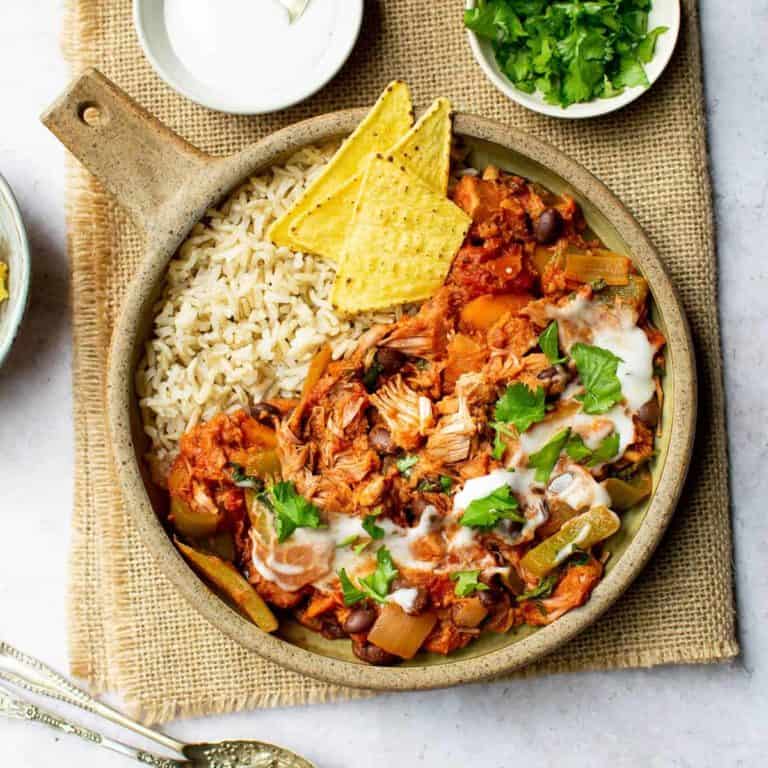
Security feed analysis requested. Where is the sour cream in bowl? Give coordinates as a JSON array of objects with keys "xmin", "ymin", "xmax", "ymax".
[{"xmin": 133, "ymin": 0, "xmax": 364, "ymax": 114}]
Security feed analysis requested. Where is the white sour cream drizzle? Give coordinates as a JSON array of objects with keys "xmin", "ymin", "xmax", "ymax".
[{"xmin": 252, "ymin": 294, "xmax": 655, "ymax": 593}]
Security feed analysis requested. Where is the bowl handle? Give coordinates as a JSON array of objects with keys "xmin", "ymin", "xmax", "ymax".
[{"xmin": 41, "ymin": 68, "xmax": 213, "ymax": 237}]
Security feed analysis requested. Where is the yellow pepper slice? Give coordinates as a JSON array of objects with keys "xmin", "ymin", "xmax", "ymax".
[
  {"xmin": 170, "ymin": 497, "xmax": 221, "ymax": 539},
  {"xmin": 177, "ymin": 540, "xmax": 278, "ymax": 633},
  {"xmin": 603, "ymin": 467, "xmax": 652, "ymax": 511},
  {"xmin": 521, "ymin": 506, "xmax": 620, "ymax": 578}
]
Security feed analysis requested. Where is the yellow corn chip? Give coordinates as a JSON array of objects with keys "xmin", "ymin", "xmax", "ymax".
[
  {"xmin": 287, "ymin": 98, "xmax": 453, "ymax": 261},
  {"xmin": 331, "ymin": 156, "xmax": 471, "ymax": 314},
  {"xmin": 0, "ymin": 262, "xmax": 8, "ymax": 303},
  {"xmin": 269, "ymin": 81, "xmax": 413, "ymax": 249}
]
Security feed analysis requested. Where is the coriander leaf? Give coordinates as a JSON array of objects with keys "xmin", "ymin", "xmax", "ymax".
[
  {"xmin": 572, "ymin": 343, "xmax": 623, "ymax": 414},
  {"xmin": 539, "ymin": 321, "xmax": 566, "ymax": 364},
  {"xmin": 492, "ymin": 429, "xmax": 507, "ymax": 461},
  {"xmin": 396, "ymin": 454, "xmax": 419, "ymax": 477},
  {"xmin": 494, "ymin": 382, "xmax": 546, "ymax": 433},
  {"xmin": 587, "ymin": 431, "xmax": 620, "ymax": 467},
  {"xmin": 528, "ymin": 428, "xmax": 571, "ymax": 482},
  {"xmin": 439, "ymin": 475, "xmax": 454, "ymax": 493},
  {"xmin": 268, "ymin": 481, "xmax": 322, "ymax": 543},
  {"xmin": 461, "ymin": 484, "xmax": 524, "ymax": 529},
  {"xmin": 637, "ymin": 25, "xmax": 668, "ymax": 63},
  {"xmin": 451, "ymin": 570, "xmax": 490, "ymax": 598},
  {"xmin": 464, "ymin": 2, "xmax": 525, "ymax": 43},
  {"xmin": 601, "ymin": 75, "xmax": 625, "ymax": 99},
  {"xmin": 565, "ymin": 433, "xmax": 593, "ymax": 462},
  {"xmin": 362, "ymin": 514, "xmax": 386, "ymax": 540},
  {"xmin": 337, "ymin": 534, "xmax": 358, "ymax": 548},
  {"xmin": 569, "ymin": 551, "xmax": 591, "ymax": 566},
  {"xmin": 613, "ymin": 54, "xmax": 649, "ymax": 89},
  {"xmin": 227, "ymin": 462, "xmax": 262, "ymax": 490},
  {"xmin": 517, "ymin": 572, "xmax": 558, "ymax": 602},
  {"xmin": 353, "ymin": 541, "xmax": 370, "ymax": 555},
  {"xmin": 358, "ymin": 547, "xmax": 399, "ymax": 603},
  {"xmin": 339, "ymin": 568, "xmax": 365, "ymax": 605}
]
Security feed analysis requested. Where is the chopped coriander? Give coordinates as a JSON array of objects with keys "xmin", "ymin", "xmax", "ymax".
[
  {"xmin": 227, "ymin": 462, "xmax": 262, "ymax": 490},
  {"xmin": 439, "ymin": 475, "xmax": 454, "ymax": 493},
  {"xmin": 587, "ymin": 432, "xmax": 620, "ymax": 467},
  {"xmin": 494, "ymin": 382, "xmax": 546, "ymax": 433},
  {"xmin": 337, "ymin": 534, "xmax": 358, "ymax": 549},
  {"xmin": 528, "ymin": 427, "xmax": 571, "ymax": 482},
  {"xmin": 539, "ymin": 321, "xmax": 566, "ymax": 365},
  {"xmin": 566, "ymin": 430, "xmax": 620, "ymax": 467},
  {"xmin": 353, "ymin": 541, "xmax": 370, "ymax": 556},
  {"xmin": 569, "ymin": 551, "xmax": 591, "ymax": 567},
  {"xmin": 493, "ymin": 430, "xmax": 508, "ymax": 461},
  {"xmin": 396, "ymin": 454, "xmax": 419, "ymax": 477},
  {"xmin": 451, "ymin": 570, "xmax": 490, "ymax": 598},
  {"xmin": 517, "ymin": 572, "xmax": 558, "ymax": 602},
  {"xmin": 565, "ymin": 433, "xmax": 593, "ymax": 462},
  {"xmin": 265, "ymin": 481, "xmax": 322, "ymax": 543},
  {"xmin": 572, "ymin": 343, "xmax": 623, "ymax": 414},
  {"xmin": 338, "ymin": 547, "xmax": 399, "ymax": 606},
  {"xmin": 417, "ymin": 475, "xmax": 454, "ymax": 494},
  {"xmin": 362, "ymin": 514, "xmax": 386, "ymax": 540},
  {"xmin": 460, "ymin": 484, "xmax": 524, "ymax": 529},
  {"xmin": 464, "ymin": 0, "xmax": 668, "ymax": 108}
]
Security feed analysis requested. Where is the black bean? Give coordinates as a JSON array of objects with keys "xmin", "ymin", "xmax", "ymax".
[
  {"xmin": 534, "ymin": 208, "xmax": 562, "ymax": 245},
  {"xmin": 537, "ymin": 366, "xmax": 559, "ymax": 380},
  {"xmin": 478, "ymin": 588, "xmax": 503, "ymax": 608},
  {"xmin": 637, "ymin": 396, "xmax": 660, "ymax": 428},
  {"xmin": 343, "ymin": 607, "xmax": 377, "ymax": 634},
  {"xmin": 376, "ymin": 348, "xmax": 406, "ymax": 375},
  {"xmin": 369, "ymin": 425, "xmax": 396, "ymax": 454},
  {"xmin": 352, "ymin": 640, "xmax": 398, "ymax": 666},
  {"xmin": 320, "ymin": 616, "xmax": 347, "ymax": 640}
]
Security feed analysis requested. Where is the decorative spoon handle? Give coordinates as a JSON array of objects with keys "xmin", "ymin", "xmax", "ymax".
[
  {"xmin": 0, "ymin": 684, "xmax": 187, "ymax": 767},
  {"xmin": 0, "ymin": 641, "xmax": 185, "ymax": 754}
]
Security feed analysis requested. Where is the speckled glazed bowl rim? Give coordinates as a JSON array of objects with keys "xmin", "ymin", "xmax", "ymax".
[
  {"xmin": 0, "ymin": 173, "xmax": 31, "ymax": 369},
  {"xmin": 43, "ymin": 72, "xmax": 695, "ymax": 690}
]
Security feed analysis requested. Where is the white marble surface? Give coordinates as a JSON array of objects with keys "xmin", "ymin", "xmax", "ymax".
[{"xmin": 0, "ymin": 1, "xmax": 766, "ymax": 766}]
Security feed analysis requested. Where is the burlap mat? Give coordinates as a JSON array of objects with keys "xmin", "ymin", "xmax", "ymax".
[{"xmin": 63, "ymin": 0, "xmax": 737, "ymax": 724}]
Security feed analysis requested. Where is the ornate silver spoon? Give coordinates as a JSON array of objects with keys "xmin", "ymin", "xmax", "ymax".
[{"xmin": 0, "ymin": 641, "xmax": 314, "ymax": 768}]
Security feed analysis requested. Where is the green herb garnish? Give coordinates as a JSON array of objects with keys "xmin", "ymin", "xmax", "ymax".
[
  {"xmin": 572, "ymin": 342, "xmax": 623, "ymax": 414},
  {"xmin": 517, "ymin": 572, "xmax": 558, "ymax": 602},
  {"xmin": 528, "ymin": 427, "xmax": 571, "ymax": 482},
  {"xmin": 227, "ymin": 462, "xmax": 262, "ymax": 490},
  {"xmin": 539, "ymin": 321, "xmax": 566, "ymax": 364},
  {"xmin": 396, "ymin": 454, "xmax": 419, "ymax": 477},
  {"xmin": 494, "ymin": 382, "xmax": 546, "ymax": 432},
  {"xmin": 339, "ymin": 547, "xmax": 399, "ymax": 605},
  {"xmin": 439, "ymin": 475, "xmax": 454, "ymax": 493},
  {"xmin": 464, "ymin": 0, "xmax": 668, "ymax": 108},
  {"xmin": 265, "ymin": 481, "xmax": 322, "ymax": 543},
  {"xmin": 362, "ymin": 514, "xmax": 386, "ymax": 540},
  {"xmin": 451, "ymin": 570, "xmax": 490, "ymax": 597},
  {"xmin": 416, "ymin": 475, "xmax": 454, "ymax": 493},
  {"xmin": 565, "ymin": 431, "xmax": 620, "ymax": 467},
  {"xmin": 337, "ymin": 534, "xmax": 358, "ymax": 549},
  {"xmin": 353, "ymin": 541, "xmax": 370, "ymax": 555},
  {"xmin": 460, "ymin": 484, "xmax": 524, "ymax": 529}
]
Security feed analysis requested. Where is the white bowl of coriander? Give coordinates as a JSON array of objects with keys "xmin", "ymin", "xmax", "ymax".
[{"xmin": 465, "ymin": 0, "xmax": 680, "ymax": 119}]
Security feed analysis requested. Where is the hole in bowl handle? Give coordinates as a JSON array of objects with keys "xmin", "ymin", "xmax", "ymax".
[{"xmin": 41, "ymin": 68, "xmax": 212, "ymax": 237}]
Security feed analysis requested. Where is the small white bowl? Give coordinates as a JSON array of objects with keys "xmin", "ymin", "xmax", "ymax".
[
  {"xmin": 466, "ymin": 0, "xmax": 680, "ymax": 119},
  {"xmin": 134, "ymin": 0, "xmax": 364, "ymax": 115},
  {"xmin": 0, "ymin": 173, "xmax": 30, "ymax": 368}
]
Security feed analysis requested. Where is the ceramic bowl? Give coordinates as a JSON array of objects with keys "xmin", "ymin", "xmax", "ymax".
[
  {"xmin": 133, "ymin": 0, "xmax": 364, "ymax": 115},
  {"xmin": 42, "ymin": 69, "xmax": 696, "ymax": 691},
  {"xmin": 465, "ymin": 0, "xmax": 681, "ymax": 119},
  {"xmin": 0, "ymin": 173, "xmax": 30, "ymax": 368}
]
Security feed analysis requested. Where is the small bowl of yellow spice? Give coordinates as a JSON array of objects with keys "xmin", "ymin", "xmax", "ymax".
[{"xmin": 0, "ymin": 173, "xmax": 30, "ymax": 367}]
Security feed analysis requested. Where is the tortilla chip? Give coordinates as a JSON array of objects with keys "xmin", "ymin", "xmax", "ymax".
[
  {"xmin": 269, "ymin": 81, "xmax": 413, "ymax": 250},
  {"xmin": 287, "ymin": 98, "xmax": 453, "ymax": 261},
  {"xmin": 331, "ymin": 156, "xmax": 471, "ymax": 313},
  {"xmin": 0, "ymin": 262, "xmax": 7, "ymax": 303}
]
